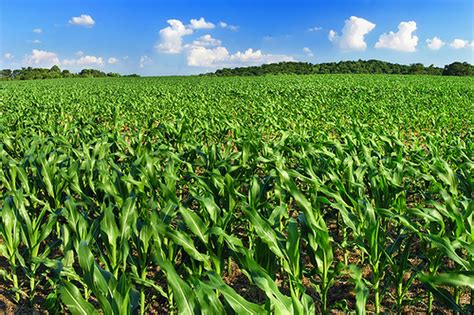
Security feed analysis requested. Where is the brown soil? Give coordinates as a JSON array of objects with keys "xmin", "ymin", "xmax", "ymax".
[{"xmin": 0, "ymin": 290, "xmax": 44, "ymax": 315}]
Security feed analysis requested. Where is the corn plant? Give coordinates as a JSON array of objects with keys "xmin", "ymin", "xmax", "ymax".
[{"xmin": 0, "ymin": 74, "xmax": 472, "ymax": 313}]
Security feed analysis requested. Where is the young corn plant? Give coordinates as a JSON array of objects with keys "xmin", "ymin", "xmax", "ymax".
[
  {"xmin": 59, "ymin": 240, "xmax": 139, "ymax": 314},
  {"xmin": 0, "ymin": 196, "xmax": 22, "ymax": 301},
  {"xmin": 12, "ymin": 190, "xmax": 59, "ymax": 301},
  {"xmin": 277, "ymin": 161, "xmax": 335, "ymax": 313}
]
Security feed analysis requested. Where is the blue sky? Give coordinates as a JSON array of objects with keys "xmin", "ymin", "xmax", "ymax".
[{"xmin": 0, "ymin": 0, "xmax": 473, "ymax": 75}]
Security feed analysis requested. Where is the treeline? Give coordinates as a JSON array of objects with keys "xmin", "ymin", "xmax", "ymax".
[
  {"xmin": 2, "ymin": 60, "xmax": 472, "ymax": 80},
  {"xmin": 0, "ymin": 65, "xmax": 140, "ymax": 80},
  {"xmin": 205, "ymin": 60, "xmax": 474, "ymax": 77}
]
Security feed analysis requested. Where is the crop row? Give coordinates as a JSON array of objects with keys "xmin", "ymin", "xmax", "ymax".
[{"xmin": 0, "ymin": 75, "xmax": 473, "ymax": 313}]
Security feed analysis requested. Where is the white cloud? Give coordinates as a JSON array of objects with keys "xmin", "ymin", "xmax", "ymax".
[
  {"xmin": 329, "ymin": 16, "xmax": 375, "ymax": 51},
  {"xmin": 156, "ymin": 18, "xmax": 234, "ymax": 54},
  {"xmin": 230, "ymin": 48, "xmax": 291, "ymax": 63},
  {"xmin": 156, "ymin": 18, "xmax": 292, "ymax": 68},
  {"xmin": 308, "ymin": 26, "xmax": 322, "ymax": 32},
  {"xmin": 190, "ymin": 34, "xmax": 222, "ymax": 47},
  {"xmin": 375, "ymin": 21, "xmax": 418, "ymax": 52},
  {"xmin": 20, "ymin": 50, "xmax": 113, "ymax": 69},
  {"xmin": 187, "ymin": 46, "xmax": 229, "ymax": 67},
  {"xmin": 156, "ymin": 19, "xmax": 193, "ymax": 54},
  {"xmin": 63, "ymin": 55, "xmax": 104, "ymax": 66},
  {"xmin": 189, "ymin": 17, "xmax": 215, "ymax": 30},
  {"xmin": 4, "ymin": 53, "xmax": 14, "ymax": 60},
  {"xmin": 450, "ymin": 39, "xmax": 467, "ymax": 49},
  {"xmin": 426, "ymin": 37, "xmax": 444, "ymax": 50},
  {"xmin": 140, "ymin": 55, "xmax": 152, "ymax": 68},
  {"xmin": 108, "ymin": 57, "xmax": 119, "ymax": 64},
  {"xmin": 187, "ymin": 46, "xmax": 293, "ymax": 68},
  {"xmin": 69, "ymin": 14, "xmax": 95, "ymax": 27},
  {"xmin": 303, "ymin": 47, "xmax": 314, "ymax": 57},
  {"xmin": 31, "ymin": 39, "xmax": 42, "ymax": 44},
  {"xmin": 219, "ymin": 21, "xmax": 238, "ymax": 31},
  {"xmin": 24, "ymin": 49, "xmax": 60, "ymax": 67},
  {"xmin": 32, "ymin": 28, "xmax": 42, "ymax": 34},
  {"xmin": 449, "ymin": 38, "xmax": 473, "ymax": 49}
]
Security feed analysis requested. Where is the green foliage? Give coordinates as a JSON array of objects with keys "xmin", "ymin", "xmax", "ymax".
[
  {"xmin": 0, "ymin": 66, "xmax": 138, "ymax": 80},
  {"xmin": 442, "ymin": 62, "xmax": 474, "ymax": 76},
  {"xmin": 0, "ymin": 74, "xmax": 472, "ymax": 313},
  {"xmin": 205, "ymin": 59, "xmax": 456, "ymax": 76}
]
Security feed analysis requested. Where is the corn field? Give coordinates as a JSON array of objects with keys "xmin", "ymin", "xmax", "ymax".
[{"xmin": 0, "ymin": 75, "xmax": 473, "ymax": 314}]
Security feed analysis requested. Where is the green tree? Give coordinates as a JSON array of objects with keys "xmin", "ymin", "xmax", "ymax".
[
  {"xmin": 442, "ymin": 62, "xmax": 474, "ymax": 76},
  {"xmin": 49, "ymin": 65, "xmax": 61, "ymax": 78},
  {"xmin": 50, "ymin": 65, "xmax": 61, "ymax": 73},
  {"xmin": 0, "ymin": 69, "xmax": 12, "ymax": 79},
  {"xmin": 61, "ymin": 70, "xmax": 73, "ymax": 78}
]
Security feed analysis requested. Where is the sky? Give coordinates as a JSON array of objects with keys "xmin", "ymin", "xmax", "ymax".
[{"xmin": 0, "ymin": 0, "xmax": 473, "ymax": 75}]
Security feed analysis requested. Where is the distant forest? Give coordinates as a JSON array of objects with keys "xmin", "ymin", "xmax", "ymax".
[
  {"xmin": 0, "ymin": 66, "xmax": 140, "ymax": 81},
  {"xmin": 205, "ymin": 60, "xmax": 474, "ymax": 77},
  {"xmin": 1, "ymin": 60, "xmax": 473, "ymax": 81}
]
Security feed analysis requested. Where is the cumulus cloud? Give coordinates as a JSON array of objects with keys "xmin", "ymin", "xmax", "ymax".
[
  {"xmin": 156, "ymin": 19, "xmax": 193, "ymax": 54},
  {"xmin": 231, "ymin": 49, "xmax": 291, "ymax": 63},
  {"xmin": 33, "ymin": 28, "xmax": 42, "ymax": 34},
  {"xmin": 63, "ymin": 55, "xmax": 104, "ymax": 66},
  {"xmin": 426, "ymin": 37, "xmax": 444, "ymax": 50},
  {"xmin": 449, "ymin": 38, "xmax": 473, "ymax": 49},
  {"xmin": 187, "ymin": 46, "xmax": 293, "ymax": 68},
  {"xmin": 328, "ymin": 16, "xmax": 375, "ymax": 51},
  {"xmin": 308, "ymin": 26, "xmax": 322, "ymax": 32},
  {"xmin": 4, "ymin": 53, "xmax": 14, "ymax": 60},
  {"xmin": 139, "ymin": 55, "xmax": 152, "ymax": 68},
  {"xmin": 187, "ymin": 46, "xmax": 229, "ymax": 67},
  {"xmin": 219, "ymin": 21, "xmax": 238, "ymax": 31},
  {"xmin": 24, "ymin": 49, "xmax": 60, "ymax": 67},
  {"xmin": 189, "ymin": 17, "xmax": 215, "ymax": 30},
  {"xmin": 189, "ymin": 34, "xmax": 222, "ymax": 47},
  {"xmin": 375, "ymin": 21, "xmax": 418, "ymax": 52},
  {"xmin": 303, "ymin": 47, "xmax": 314, "ymax": 57},
  {"xmin": 31, "ymin": 39, "xmax": 42, "ymax": 44},
  {"xmin": 20, "ymin": 50, "xmax": 123, "ymax": 69},
  {"xmin": 156, "ymin": 17, "xmax": 292, "ymax": 68},
  {"xmin": 69, "ymin": 14, "xmax": 95, "ymax": 27}
]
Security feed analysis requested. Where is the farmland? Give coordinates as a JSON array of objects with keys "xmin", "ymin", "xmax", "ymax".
[{"xmin": 0, "ymin": 75, "xmax": 473, "ymax": 313}]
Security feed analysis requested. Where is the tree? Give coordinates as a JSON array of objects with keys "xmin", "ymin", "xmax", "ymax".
[
  {"xmin": 442, "ymin": 62, "xmax": 474, "ymax": 76},
  {"xmin": 409, "ymin": 63, "xmax": 425, "ymax": 74},
  {"xmin": 49, "ymin": 65, "xmax": 62, "ymax": 78},
  {"xmin": 206, "ymin": 60, "xmax": 453, "ymax": 77},
  {"xmin": 0, "ymin": 66, "xmax": 134, "ymax": 80},
  {"xmin": 50, "ymin": 65, "xmax": 61, "ymax": 73},
  {"xmin": 79, "ymin": 69, "xmax": 107, "ymax": 77},
  {"xmin": 426, "ymin": 64, "xmax": 443, "ymax": 76},
  {"xmin": 62, "ymin": 70, "xmax": 73, "ymax": 78},
  {"xmin": 0, "ymin": 69, "xmax": 12, "ymax": 79}
]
